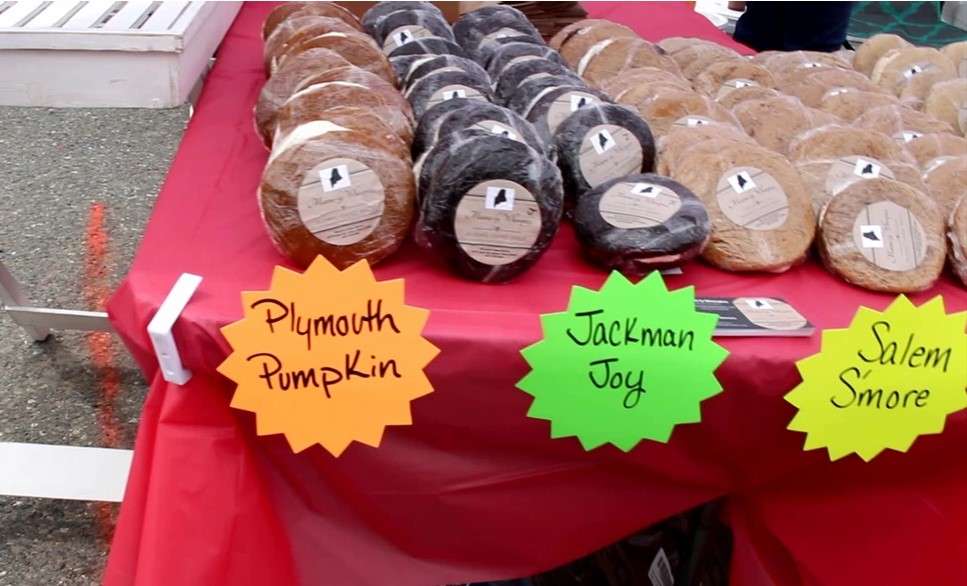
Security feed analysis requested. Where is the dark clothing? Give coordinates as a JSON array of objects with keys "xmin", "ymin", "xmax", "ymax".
[{"xmin": 734, "ymin": 2, "xmax": 854, "ymax": 52}]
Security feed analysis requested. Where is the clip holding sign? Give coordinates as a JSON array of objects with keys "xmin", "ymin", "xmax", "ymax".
[{"xmin": 147, "ymin": 273, "xmax": 203, "ymax": 385}]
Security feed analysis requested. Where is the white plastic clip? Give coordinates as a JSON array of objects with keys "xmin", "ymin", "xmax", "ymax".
[{"xmin": 148, "ymin": 273, "xmax": 203, "ymax": 385}]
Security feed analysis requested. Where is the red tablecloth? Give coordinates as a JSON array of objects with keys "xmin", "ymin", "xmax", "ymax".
[{"xmin": 104, "ymin": 3, "xmax": 967, "ymax": 585}]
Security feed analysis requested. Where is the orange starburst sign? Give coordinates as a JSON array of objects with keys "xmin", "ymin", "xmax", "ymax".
[{"xmin": 218, "ymin": 257, "xmax": 439, "ymax": 456}]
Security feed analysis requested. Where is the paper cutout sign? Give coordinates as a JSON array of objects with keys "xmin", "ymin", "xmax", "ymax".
[
  {"xmin": 517, "ymin": 271, "xmax": 728, "ymax": 451},
  {"xmin": 786, "ymin": 295, "xmax": 966, "ymax": 462},
  {"xmin": 218, "ymin": 257, "xmax": 438, "ymax": 456}
]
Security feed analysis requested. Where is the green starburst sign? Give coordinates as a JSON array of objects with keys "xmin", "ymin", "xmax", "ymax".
[{"xmin": 517, "ymin": 271, "xmax": 728, "ymax": 451}]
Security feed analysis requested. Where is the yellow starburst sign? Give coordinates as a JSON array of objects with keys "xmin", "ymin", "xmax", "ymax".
[
  {"xmin": 217, "ymin": 257, "xmax": 438, "ymax": 456},
  {"xmin": 786, "ymin": 295, "xmax": 966, "ymax": 462}
]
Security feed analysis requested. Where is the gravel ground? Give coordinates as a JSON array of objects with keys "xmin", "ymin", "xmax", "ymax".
[{"xmin": 0, "ymin": 106, "xmax": 189, "ymax": 585}]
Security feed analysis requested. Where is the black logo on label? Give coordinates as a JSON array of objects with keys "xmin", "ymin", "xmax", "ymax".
[
  {"xmin": 577, "ymin": 97, "xmax": 588, "ymax": 108},
  {"xmin": 736, "ymin": 174, "xmax": 748, "ymax": 189},
  {"xmin": 493, "ymin": 189, "xmax": 508, "ymax": 207},
  {"xmin": 598, "ymin": 133, "xmax": 609, "ymax": 149},
  {"xmin": 399, "ymin": 31, "xmax": 409, "ymax": 43},
  {"xmin": 641, "ymin": 186, "xmax": 653, "ymax": 194},
  {"xmin": 329, "ymin": 168, "xmax": 343, "ymax": 187},
  {"xmin": 861, "ymin": 163, "xmax": 875, "ymax": 176},
  {"xmin": 863, "ymin": 230, "xmax": 880, "ymax": 242}
]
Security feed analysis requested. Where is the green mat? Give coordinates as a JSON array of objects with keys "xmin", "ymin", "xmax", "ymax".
[{"xmin": 849, "ymin": 1, "xmax": 967, "ymax": 47}]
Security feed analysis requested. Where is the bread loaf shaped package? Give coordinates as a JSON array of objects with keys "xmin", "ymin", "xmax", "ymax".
[
  {"xmin": 573, "ymin": 173, "xmax": 711, "ymax": 274},
  {"xmin": 452, "ymin": 5, "xmax": 542, "ymax": 63},
  {"xmin": 361, "ymin": 1, "xmax": 443, "ymax": 38},
  {"xmin": 924, "ymin": 78, "xmax": 967, "ymax": 136},
  {"xmin": 619, "ymin": 86, "xmax": 740, "ymax": 137},
  {"xmin": 871, "ymin": 46, "xmax": 957, "ymax": 96},
  {"xmin": 416, "ymin": 133, "xmax": 563, "ymax": 282},
  {"xmin": 716, "ymin": 85, "xmax": 781, "ymax": 110},
  {"xmin": 577, "ymin": 38, "xmax": 682, "ymax": 87},
  {"xmin": 922, "ymin": 155, "xmax": 967, "ymax": 217},
  {"xmin": 818, "ymin": 178, "xmax": 945, "ymax": 292},
  {"xmin": 494, "ymin": 59, "xmax": 585, "ymax": 104},
  {"xmin": 601, "ymin": 67, "xmax": 691, "ymax": 98},
  {"xmin": 671, "ymin": 142, "xmax": 816, "ymax": 272},
  {"xmin": 852, "ymin": 103, "xmax": 955, "ymax": 139},
  {"xmin": 388, "ymin": 37, "xmax": 468, "ymax": 80},
  {"xmin": 504, "ymin": 74, "xmax": 586, "ymax": 116},
  {"xmin": 404, "ymin": 55, "xmax": 490, "ymax": 90},
  {"xmin": 486, "ymin": 42, "xmax": 566, "ymax": 79},
  {"xmin": 372, "ymin": 9, "xmax": 454, "ymax": 54},
  {"xmin": 263, "ymin": 2, "xmax": 361, "ymax": 41},
  {"xmin": 818, "ymin": 88, "xmax": 899, "ymax": 121},
  {"xmin": 432, "ymin": 101, "xmax": 551, "ymax": 160},
  {"xmin": 526, "ymin": 85, "xmax": 612, "ymax": 142},
  {"xmin": 553, "ymin": 102, "xmax": 656, "ymax": 200},
  {"xmin": 254, "ymin": 48, "xmax": 352, "ymax": 148},
  {"xmin": 779, "ymin": 68, "xmax": 884, "ymax": 108},
  {"xmin": 787, "ymin": 125, "xmax": 925, "ymax": 213},
  {"xmin": 263, "ymin": 15, "xmax": 364, "ymax": 73},
  {"xmin": 692, "ymin": 60, "xmax": 776, "ymax": 98},
  {"xmin": 280, "ymin": 32, "xmax": 397, "ymax": 85},
  {"xmin": 941, "ymin": 40, "xmax": 967, "ymax": 78},
  {"xmin": 853, "ymin": 33, "xmax": 911, "ymax": 77},
  {"xmin": 556, "ymin": 20, "xmax": 640, "ymax": 67},
  {"xmin": 259, "ymin": 121, "xmax": 415, "ymax": 269},
  {"xmin": 732, "ymin": 95, "xmax": 839, "ymax": 154},
  {"xmin": 906, "ymin": 133, "xmax": 967, "ymax": 168},
  {"xmin": 948, "ymin": 194, "xmax": 967, "ymax": 286},
  {"xmin": 275, "ymin": 79, "xmax": 415, "ymax": 144},
  {"xmin": 656, "ymin": 124, "xmax": 755, "ymax": 176},
  {"xmin": 406, "ymin": 69, "xmax": 495, "ymax": 119}
]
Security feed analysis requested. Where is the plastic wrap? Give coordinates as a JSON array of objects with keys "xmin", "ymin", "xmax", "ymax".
[
  {"xmin": 373, "ymin": 10, "xmax": 454, "ymax": 54},
  {"xmin": 285, "ymin": 105, "xmax": 410, "ymax": 161},
  {"xmin": 796, "ymin": 157, "xmax": 928, "ymax": 215},
  {"xmin": 504, "ymin": 74, "xmax": 586, "ymax": 115},
  {"xmin": 716, "ymin": 84, "xmax": 780, "ymax": 109},
  {"xmin": 853, "ymin": 33, "xmax": 910, "ymax": 77},
  {"xmin": 657, "ymin": 36, "xmax": 717, "ymax": 55},
  {"xmin": 817, "ymin": 178, "xmax": 944, "ymax": 292},
  {"xmin": 405, "ymin": 69, "xmax": 494, "ymax": 119},
  {"xmin": 787, "ymin": 125, "xmax": 915, "ymax": 166},
  {"xmin": 941, "ymin": 40, "xmax": 967, "ymax": 76},
  {"xmin": 494, "ymin": 59, "xmax": 579, "ymax": 104},
  {"xmin": 281, "ymin": 32, "xmax": 397, "ymax": 85},
  {"xmin": 731, "ymin": 95, "xmax": 839, "ymax": 154},
  {"xmin": 692, "ymin": 61, "xmax": 776, "ymax": 98},
  {"xmin": 433, "ymin": 101, "xmax": 550, "ymax": 160},
  {"xmin": 818, "ymin": 88, "xmax": 899, "ymax": 121},
  {"xmin": 405, "ymin": 55, "xmax": 490, "ymax": 91},
  {"xmin": 553, "ymin": 102, "xmax": 656, "ymax": 199},
  {"xmin": 388, "ymin": 36, "xmax": 467, "ymax": 59},
  {"xmin": 656, "ymin": 125, "xmax": 755, "ymax": 176},
  {"xmin": 254, "ymin": 48, "xmax": 352, "ymax": 147},
  {"xmin": 761, "ymin": 50, "xmax": 851, "ymax": 76},
  {"xmin": 416, "ymin": 134, "xmax": 563, "ymax": 282},
  {"xmin": 871, "ymin": 46, "xmax": 957, "ymax": 95},
  {"xmin": 924, "ymin": 79, "xmax": 967, "ymax": 136},
  {"xmin": 415, "ymin": 128, "xmax": 493, "ymax": 196},
  {"xmin": 671, "ymin": 141, "xmax": 816, "ymax": 272},
  {"xmin": 548, "ymin": 19, "xmax": 638, "ymax": 62},
  {"xmin": 411, "ymin": 98, "xmax": 479, "ymax": 158},
  {"xmin": 600, "ymin": 67, "xmax": 691, "ymax": 99},
  {"xmin": 923, "ymin": 155, "xmax": 967, "ymax": 217},
  {"xmin": 899, "ymin": 67, "xmax": 956, "ymax": 109},
  {"xmin": 619, "ymin": 86, "xmax": 740, "ymax": 137},
  {"xmin": 949, "ymin": 194, "xmax": 967, "ymax": 286},
  {"xmin": 264, "ymin": 16, "xmax": 368, "ymax": 73},
  {"xmin": 853, "ymin": 104, "xmax": 955, "ymax": 138},
  {"xmin": 262, "ymin": 2, "xmax": 360, "ymax": 41},
  {"xmin": 275, "ymin": 81, "xmax": 415, "ymax": 144},
  {"xmin": 906, "ymin": 133, "xmax": 967, "ymax": 168},
  {"xmin": 361, "ymin": 1, "xmax": 442, "ymax": 37},
  {"xmin": 578, "ymin": 38, "xmax": 682, "ymax": 87},
  {"xmin": 779, "ymin": 68, "xmax": 883, "ymax": 108},
  {"xmin": 526, "ymin": 85, "xmax": 611, "ymax": 140},
  {"xmin": 486, "ymin": 42, "xmax": 566, "ymax": 78},
  {"xmin": 573, "ymin": 173, "xmax": 710, "ymax": 273},
  {"xmin": 668, "ymin": 44, "xmax": 740, "ymax": 77},
  {"xmin": 291, "ymin": 65, "xmax": 415, "ymax": 126},
  {"xmin": 452, "ymin": 5, "xmax": 541, "ymax": 62},
  {"xmin": 258, "ymin": 121, "xmax": 415, "ymax": 269}
]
